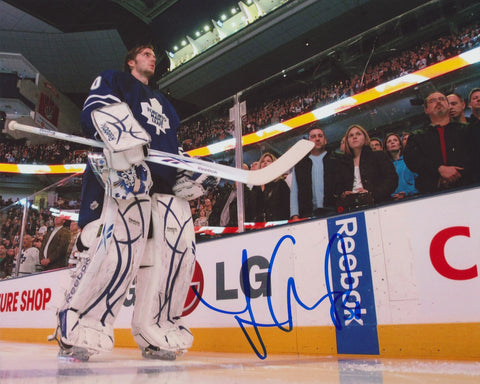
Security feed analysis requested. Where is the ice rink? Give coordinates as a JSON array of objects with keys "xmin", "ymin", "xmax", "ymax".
[{"xmin": 1, "ymin": 341, "xmax": 479, "ymax": 384}]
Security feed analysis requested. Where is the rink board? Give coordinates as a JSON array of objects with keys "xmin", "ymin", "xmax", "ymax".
[{"xmin": 1, "ymin": 187, "xmax": 480, "ymax": 359}]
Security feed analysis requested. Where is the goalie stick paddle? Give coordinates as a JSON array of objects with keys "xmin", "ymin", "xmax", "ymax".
[{"xmin": 7, "ymin": 121, "xmax": 314, "ymax": 185}]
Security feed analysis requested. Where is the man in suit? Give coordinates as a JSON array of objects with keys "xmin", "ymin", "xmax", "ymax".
[{"xmin": 39, "ymin": 215, "xmax": 71, "ymax": 270}]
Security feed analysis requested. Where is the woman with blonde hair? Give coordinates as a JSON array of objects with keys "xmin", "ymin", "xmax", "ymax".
[
  {"xmin": 334, "ymin": 124, "xmax": 397, "ymax": 211},
  {"xmin": 249, "ymin": 152, "xmax": 290, "ymax": 222}
]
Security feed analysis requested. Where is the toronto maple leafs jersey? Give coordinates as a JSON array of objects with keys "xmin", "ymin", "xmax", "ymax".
[
  {"xmin": 14, "ymin": 247, "xmax": 40, "ymax": 276},
  {"xmin": 78, "ymin": 70, "xmax": 181, "ymax": 228}
]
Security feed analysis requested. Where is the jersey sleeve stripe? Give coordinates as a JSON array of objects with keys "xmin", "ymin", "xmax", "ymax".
[{"xmin": 83, "ymin": 94, "xmax": 122, "ymax": 110}]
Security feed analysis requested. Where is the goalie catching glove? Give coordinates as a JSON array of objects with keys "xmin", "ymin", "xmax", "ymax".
[
  {"xmin": 173, "ymin": 169, "xmax": 220, "ymax": 201},
  {"xmin": 92, "ymin": 102, "xmax": 151, "ymax": 171}
]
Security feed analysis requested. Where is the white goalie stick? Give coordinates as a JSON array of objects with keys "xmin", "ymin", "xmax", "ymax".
[{"xmin": 7, "ymin": 121, "xmax": 314, "ymax": 185}]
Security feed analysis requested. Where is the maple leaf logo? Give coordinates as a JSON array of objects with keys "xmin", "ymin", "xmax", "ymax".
[{"xmin": 141, "ymin": 98, "xmax": 170, "ymax": 135}]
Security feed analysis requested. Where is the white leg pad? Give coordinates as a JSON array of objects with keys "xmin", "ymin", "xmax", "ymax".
[
  {"xmin": 57, "ymin": 193, "xmax": 151, "ymax": 353},
  {"xmin": 57, "ymin": 308, "xmax": 114, "ymax": 353},
  {"xmin": 132, "ymin": 194, "xmax": 196, "ymax": 352}
]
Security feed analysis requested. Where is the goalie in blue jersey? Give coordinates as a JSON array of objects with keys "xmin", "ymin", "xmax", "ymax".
[{"xmin": 50, "ymin": 44, "xmax": 211, "ymax": 361}]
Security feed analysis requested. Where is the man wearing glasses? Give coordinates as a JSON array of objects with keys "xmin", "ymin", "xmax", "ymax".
[{"xmin": 404, "ymin": 91, "xmax": 474, "ymax": 193}]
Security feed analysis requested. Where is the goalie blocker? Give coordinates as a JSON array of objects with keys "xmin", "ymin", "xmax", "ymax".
[{"xmin": 92, "ymin": 103, "xmax": 151, "ymax": 171}]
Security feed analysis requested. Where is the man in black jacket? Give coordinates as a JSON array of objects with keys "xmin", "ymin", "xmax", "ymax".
[
  {"xmin": 404, "ymin": 91, "xmax": 474, "ymax": 193},
  {"xmin": 290, "ymin": 127, "xmax": 336, "ymax": 219}
]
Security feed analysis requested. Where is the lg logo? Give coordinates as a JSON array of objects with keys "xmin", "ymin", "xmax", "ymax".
[{"xmin": 430, "ymin": 226, "xmax": 477, "ymax": 280}]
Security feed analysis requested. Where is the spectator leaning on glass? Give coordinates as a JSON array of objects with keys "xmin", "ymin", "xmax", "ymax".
[
  {"xmin": 333, "ymin": 124, "xmax": 397, "ymax": 212},
  {"xmin": 404, "ymin": 91, "xmax": 474, "ymax": 193},
  {"xmin": 290, "ymin": 127, "xmax": 336, "ymax": 219},
  {"xmin": 384, "ymin": 132, "xmax": 418, "ymax": 200}
]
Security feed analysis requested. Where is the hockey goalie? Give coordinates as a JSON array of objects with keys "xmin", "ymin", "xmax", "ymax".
[{"xmin": 50, "ymin": 44, "xmax": 214, "ymax": 361}]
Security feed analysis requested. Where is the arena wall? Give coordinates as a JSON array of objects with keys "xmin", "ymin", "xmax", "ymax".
[{"xmin": 1, "ymin": 187, "xmax": 479, "ymax": 360}]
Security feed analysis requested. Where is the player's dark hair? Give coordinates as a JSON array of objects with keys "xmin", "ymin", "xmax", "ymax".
[{"xmin": 123, "ymin": 44, "xmax": 155, "ymax": 72}]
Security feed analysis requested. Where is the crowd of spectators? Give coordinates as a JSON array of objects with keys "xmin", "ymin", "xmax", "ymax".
[
  {"xmin": 191, "ymin": 89, "xmax": 480, "ymax": 230},
  {"xmin": 0, "ymin": 195, "xmax": 80, "ymax": 278},
  {"xmin": 0, "ymin": 139, "xmax": 90, "ymax": 165},
  {"xmin": 178, "ymin": 23, "xmax": 480, "ymax": 149},
  {"xmin": 1, "ymin": 24, "xmax": 479, "ymax": 161}
]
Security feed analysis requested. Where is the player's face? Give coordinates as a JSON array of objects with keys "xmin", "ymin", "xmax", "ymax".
[{"xmin": 130, "ymin": 48, "xmax": 157, "ymax": 79}]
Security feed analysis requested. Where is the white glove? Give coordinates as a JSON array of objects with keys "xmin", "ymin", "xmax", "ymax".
[{"xmin": 173, "ymin": 169, "xmax": 220, "ymax": 201}]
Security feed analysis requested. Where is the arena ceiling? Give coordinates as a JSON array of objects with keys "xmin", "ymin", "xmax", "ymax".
[{"xmin": 0, "ymin": 0, "xmax": 460, "ymax": 118}]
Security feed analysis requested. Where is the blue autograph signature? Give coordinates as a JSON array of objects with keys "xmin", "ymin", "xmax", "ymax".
[{"xmin": 193, "ymin": 233, "xmax": 361, "ymax": 359}]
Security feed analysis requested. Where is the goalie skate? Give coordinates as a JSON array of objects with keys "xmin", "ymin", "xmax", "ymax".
[
  {"xmin": 49, "ymin": 307, "xmax": 115, "ymax": 359},
  {"xmin": 57, "ymin": 346, "xmax": 93, "ymax": 363},
  {"xmin": 48, "ymin": 322, "xmax": 94, "ymax": 362},
  {"xmin": 141, "ymin": 345, "xmax": 177, "ymax": 361}
]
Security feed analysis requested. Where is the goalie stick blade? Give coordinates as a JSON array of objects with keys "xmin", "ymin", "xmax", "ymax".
[
  {"xmin": 245, "ymin": 139, "xmax": 314, "ymax": 185},
  {"xmin": 7, "ymin": 121, "xmax": 313, "ymax": 185},
  {"xmin": 145, "ymin": 139, "xmax": 313, "ymax": 185}
]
